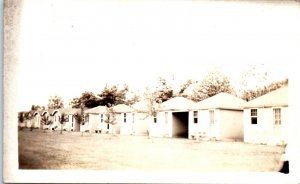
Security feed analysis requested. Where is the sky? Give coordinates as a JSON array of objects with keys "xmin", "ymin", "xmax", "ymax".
[{"xmin": 15, "ymin": 0, "xmax": 300, "ymax": 111}]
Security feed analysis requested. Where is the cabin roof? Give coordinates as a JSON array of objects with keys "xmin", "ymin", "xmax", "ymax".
[
  {"xmin": 195, "ymin": 93, "xmax": 246, "ymax": 110},
  {"xmin": 243, "ymin": 86, "xmax": 288, "ymax": 108},
  {"xmin": 160, "ymin": 96, "xmax": 197, "ymax": 111}
]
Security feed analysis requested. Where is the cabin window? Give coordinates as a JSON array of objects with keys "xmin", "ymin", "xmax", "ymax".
[
  {"xmin": 251, "ymin": 109, "xmax": 258, "ymax": 125},
  {"xmin": 100, "ymin": 114, "xmax": 104, "ymax": 123},
  {"xmin": 65, "ymin": 115, "xmax": 69, "ymax": 122},
  {"xmin": 132, "ymin": 113, "xmax": 135, "ymax": 123},
  {"xmin": 273, "ymin": 108, "xmax": 281, "ymax": 125},
  {"xmin": 107, "ymin": 123, "xmax": 110, "ymax": 129},
  {"xmin": 209, "ymin": 110, "xmax": 214, "ymax": 125},
  {"xmin": 193, "ymin": 111, "xmax": 198, "ymax": 124},
  {"xmin": 72, "ymin": 115, "xmax": 74, "ymax": 122},
  {"xmin": 164, "ymin": 112, "xmax": 168, "ymax": 125},
  {"xmin": 124, "ymin": 113, "xmax": 127, "ymax": 123},
  {"xmin": 85, "ymin": 114, "xmax": 89, "ymax": 122},
  {"xmin": 154, "ymin": 115, "xmax": 157, "ymax": 123}
]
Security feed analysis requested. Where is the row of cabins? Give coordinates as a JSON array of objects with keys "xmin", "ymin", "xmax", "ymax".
[
  {"xmin": 20, "ymin": 86, "xmax": 288, "ymax": 145},
  {"xmin": 20, "ymin": 108, "xmax": 82, "ymax": 131}
]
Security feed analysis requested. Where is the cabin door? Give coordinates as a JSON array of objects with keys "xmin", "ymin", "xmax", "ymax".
[{"xmin": 208, "ymin": 110, "xmax": 217, "ymax": 138}]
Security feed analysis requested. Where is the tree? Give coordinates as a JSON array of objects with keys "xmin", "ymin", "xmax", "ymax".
[
  {"xmin": 69, "ymin": 91, "xmax": 99, "ymax": 108},
  {"xmin": 155, "ymin": 77, "xmax": 173, "ymax": 103},
  {"xmin": 18, "ymin": 112, "xmax": 25, "ymax": 130},
  {"xmin": 69, "ymin": 97, "xmax": 81, "ymax": 108},
  {"xmin": 31, "ymin": 105, "xmax": 45, "ymax": 111},
  {"xmin": 98, "ymin": 84, "xmax": 128, "ymax": 106},
  {"xmin": 191, "ymin": 69, "xmax": 236, "ymax": 102},
  {"xmin": 267, "ymin": 78, "xmax": 288, "ymax": 91},
  {"xmin": 20, "ymin": 111, "xmax": 34, "ymax": 131},
  {"xmin": 27, "ymin": 112, "xmax": 35, "ymax": 131},
  {"xmin": 18, "ymin": 111, "xmax": 35, "ymax": 130},
  {"xmin": 18, "ymin": 112, "xmax": 25, "ymax": 123},
  {"xmin": 48, "ymin": 95, "xmax": 64, "ymax": 109},
  {"xmin": 41, "ymin": 115, "xmax": 48, "ymax": 132},
  {"xmin": 241, "ymin": 78, "xmax": 288, "ymax": 101},
  {"xmin": 73, "ymin": 105, "xmax": 86, "ymax": 136},
  {"xmin": 125, "ymin": 91, "xmax": 140, "ymax": 106},
  {"xmin": 239, "ymin": 64, "xmax": 288, "ymax": 101},
  {"xmin": 103, "ymin": 104, "xmax": 117, "ymax": 135},
  {"xmin": 176, "ymin": 79, "xmax": 193, "ymax": 97},
  {"xmin": 240, "ymin": 64, "xmax": 269, "ymax": 93},
  {"xmin": 143, "ymin": 88, "xmax": 161, "ymax": 139},
  {"xmin": 41, "ymin": 114, "xmax": 53, "ymax": 133},
  {"xmin": 239, "ymin": 64, "xmax": 267, "ymax": 101},
  {"xmin": 59, "ymin": 113, "xmax": 69, "ymax": 134},
  {"xmin": 144, "ymin": 89, "xmax": 161, "ymax": 117}
]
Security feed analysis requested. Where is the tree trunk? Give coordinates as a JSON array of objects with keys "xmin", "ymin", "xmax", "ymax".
[{"xmin": 113, "ymin": 126, "xmax": 117, "ymax": 136}]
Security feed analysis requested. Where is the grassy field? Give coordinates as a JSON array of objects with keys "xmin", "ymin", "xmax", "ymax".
[{"xmin": 19, "ymin": 129, "xmax": 284, "ymax": 171}]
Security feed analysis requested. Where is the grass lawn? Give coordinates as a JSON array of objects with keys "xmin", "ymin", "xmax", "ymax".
[{"xmin": 19, "ymin": 129, "xmax": 284, "ymax": 171}]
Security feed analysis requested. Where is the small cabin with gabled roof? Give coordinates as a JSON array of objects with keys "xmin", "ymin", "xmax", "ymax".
[
  {"xmin": 85, "ymin": 106, "xmax": 108, "ymax": 133},
  {"xmin": 191, "ymin": 93, "xmax": 246, "ymax": 141},
  {"xmin": 131, "ymin": 101, "xmax": 152, "ymax": 136},
  {"xmin": 149, "ymin": 97, "xmax": 197, "ymax": 138},
  {"xmin": 243, "ymin": 86, "xmax": 288, "ymax": 145},
  {"xmin": 60, "ymin": 108, "xmax": 81, "ymax": 131},
  {"xmin": 113, "ymin": 104, "xmax": 134, "ymax": 135}
]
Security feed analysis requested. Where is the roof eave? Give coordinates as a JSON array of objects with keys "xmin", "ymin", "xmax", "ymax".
[
  {"xmin": 159, "ymin": 108, "xmax": 192, "ymax": 112},
  {"xmin": 243, "ymin": 104, "xmax": 288, "ymax": 109}
]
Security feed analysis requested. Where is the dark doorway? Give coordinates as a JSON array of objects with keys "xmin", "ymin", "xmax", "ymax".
[
  {"xmin": 75, "ymin": 121, "xmax": 80, "ymax": 131},
  {"xmin": 172, "ymin": 112, "xmax": 189, "ymax": 138}
]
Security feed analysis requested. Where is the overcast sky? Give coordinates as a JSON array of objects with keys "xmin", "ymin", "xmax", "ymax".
[{"xmin": 16, "ymin": 0, "xmax": 300, "ymax": 111}]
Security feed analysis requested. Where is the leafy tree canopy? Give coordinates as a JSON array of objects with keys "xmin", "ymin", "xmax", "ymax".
[
  {"xmin": 154, "ymin": 77, "xmax": 174, "ymax": 103},
  {"xmin": 48, "ymin": 95, "xmax": 64, "ymax": 109},
  {"xmin": 239, "ymin": 64, "xmax": 288, "ymax": 101},
  {"xmin": 31, "ymin": 105, "xmax": 45, "ymax": 111},
  {"xmin": 240, "ymin": 64, "xmax": 269, "ymax": 91},
  {"xmin": 104, "ymin": 106, "xmax": 117, "ymax": 125},
  {"xmin": 69, "ymin": 91, "xmax": 99, "ymax": 108},
  {"xmin": 70, "ymin": 86, "xmax": 138, "ymax": 108},
  {"xmin": 143, "ymin": 87, "xmax": 161, "ymax": 117},
  {"xmin": 73, "ymin": 105, "xmax": 86, "ymax": 125},
  {"xmin": 98, "ymin": 84, "xmax": 128, "ymax": 106},
  {"xmin": 242, "ymin": 78, "xmax": 288, "ymax": 101},
  {"xmin": 125, "ymin": 91, "xmax": 140, "ymax": 106},
  {"xmin": 191, "ymin": 69, "xmax": 236, "ymax": 102},
  {"xmin": 176, "ymin": 79, "xmax": 193, "ymax": 98}
]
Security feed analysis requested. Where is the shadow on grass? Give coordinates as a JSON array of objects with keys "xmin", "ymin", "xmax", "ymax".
[{"xmin": 19, "ymin": 153, "xmax": 45, "ymax": 169}]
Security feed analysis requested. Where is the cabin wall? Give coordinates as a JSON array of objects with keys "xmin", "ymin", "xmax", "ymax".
[
  {"xmin": 219, "ymin": 109, "xmax": 244, "ymax": 140},
  {"xmin": 244, "ymin": 107, "xmax": 288, "ymax": 145}
]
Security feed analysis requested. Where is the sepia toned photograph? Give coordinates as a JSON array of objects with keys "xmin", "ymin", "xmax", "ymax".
[{"xmin": 4, "ymin": 0, "xmax": 300, "ymax": 183}]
